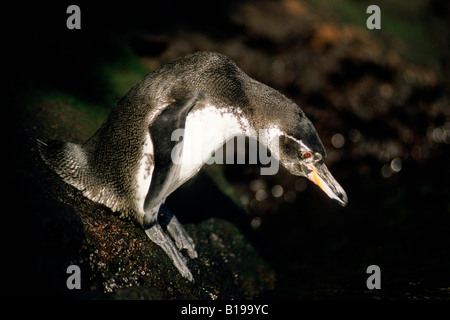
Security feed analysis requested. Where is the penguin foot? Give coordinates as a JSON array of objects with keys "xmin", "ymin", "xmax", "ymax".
[
  {"xmin": 145, "ymin": 223, "xmax": 194, "ymax": 282},
  {"xmin": 159, "ymin": 204, "xmax": 198, "ymax": 259}
]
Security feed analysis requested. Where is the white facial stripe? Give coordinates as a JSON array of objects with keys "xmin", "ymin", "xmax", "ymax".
[{"xmin": 282, "ymin": 133, "xmax": 311, "ymax": 153}]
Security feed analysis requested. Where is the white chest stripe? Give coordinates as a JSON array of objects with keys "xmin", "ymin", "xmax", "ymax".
[
  {"xmin": 172, "ymin": 105, "xmax": 250, "ymax": 181},
  {"xmin": 135, "ymin": 133, "xmax": 154, "ymax": 213}
]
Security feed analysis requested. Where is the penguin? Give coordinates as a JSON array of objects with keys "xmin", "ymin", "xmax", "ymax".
[{"xmin": 38, "ymin": 51, "xmax": 348, "ymax": 281}]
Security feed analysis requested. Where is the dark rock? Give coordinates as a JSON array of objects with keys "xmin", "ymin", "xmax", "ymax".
[{"xmin": 25, "ymin": 153, "xmax": 275, "ymax": 299}]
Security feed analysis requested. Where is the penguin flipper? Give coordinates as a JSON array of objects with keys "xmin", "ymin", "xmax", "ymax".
[
  {"xmin": 144, "ymin": 92, "xmax": 202, "ymax": 212},
  {"xmin": 141, "ymin": 94, "xmax": 201, "ymax": 281}
]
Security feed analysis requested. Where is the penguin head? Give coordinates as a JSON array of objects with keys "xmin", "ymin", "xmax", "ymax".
[{"xmin": 276, "ymin": 114, "xmax": 348, "ymax": 207}]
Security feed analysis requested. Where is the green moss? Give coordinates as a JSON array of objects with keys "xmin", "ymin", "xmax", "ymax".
[
  {"xmin": 24, "ymin": 38, "xmax": 150, "ymax": 142},
  {"xmin": 99, "ymin": 45, "xmax": 150, "ymax": 100}
]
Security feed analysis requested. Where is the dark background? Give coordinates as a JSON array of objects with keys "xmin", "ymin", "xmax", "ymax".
[{"xmin": 5, "ymin": 0, "xmax": 449, "ymax": 300}]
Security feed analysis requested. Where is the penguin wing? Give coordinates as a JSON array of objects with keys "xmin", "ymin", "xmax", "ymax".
[{"xmin": 144, "ymin": 92, "xmax": 202, "ymax": 211}]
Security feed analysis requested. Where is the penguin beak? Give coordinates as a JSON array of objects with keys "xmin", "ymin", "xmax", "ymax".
[{"xmin": 303, "ymin": 162, "xmax": 348, "ymax": 207}]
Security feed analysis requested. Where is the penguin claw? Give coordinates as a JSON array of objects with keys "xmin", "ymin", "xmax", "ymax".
[
  {"xmin": 167, "ymin": 220, "xmax": 198, "ymax": 259},
  {"xmin": 145, "ymin": 223, "xmax": 194, "ymax": 282},
  {"xmin": 159, "ymin": 204, "xmax": 198, "ymax": 259}
]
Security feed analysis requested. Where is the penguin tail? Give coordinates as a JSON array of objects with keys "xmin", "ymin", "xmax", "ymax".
[
  {"xmin": 37, "ymin": 139, "xmax": 88, "ymax": 191},
  {"xmin": 36, "ymin": 139, "xmax": 126, "ymax": 214}
]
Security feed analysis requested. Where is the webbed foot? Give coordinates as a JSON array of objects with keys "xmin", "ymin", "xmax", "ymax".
[
  {"xmin": 159, "ymin": 204, "xmax": 198, "ymax": 259},
  {"xmin": 145, "ymin": 223, "xmax": 194, "ymax": 282}
]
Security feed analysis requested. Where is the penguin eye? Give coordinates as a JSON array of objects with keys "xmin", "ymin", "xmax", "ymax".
[{"xmin": 302, "ymin": 151, "xmax": 312, "ymax": 159}]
